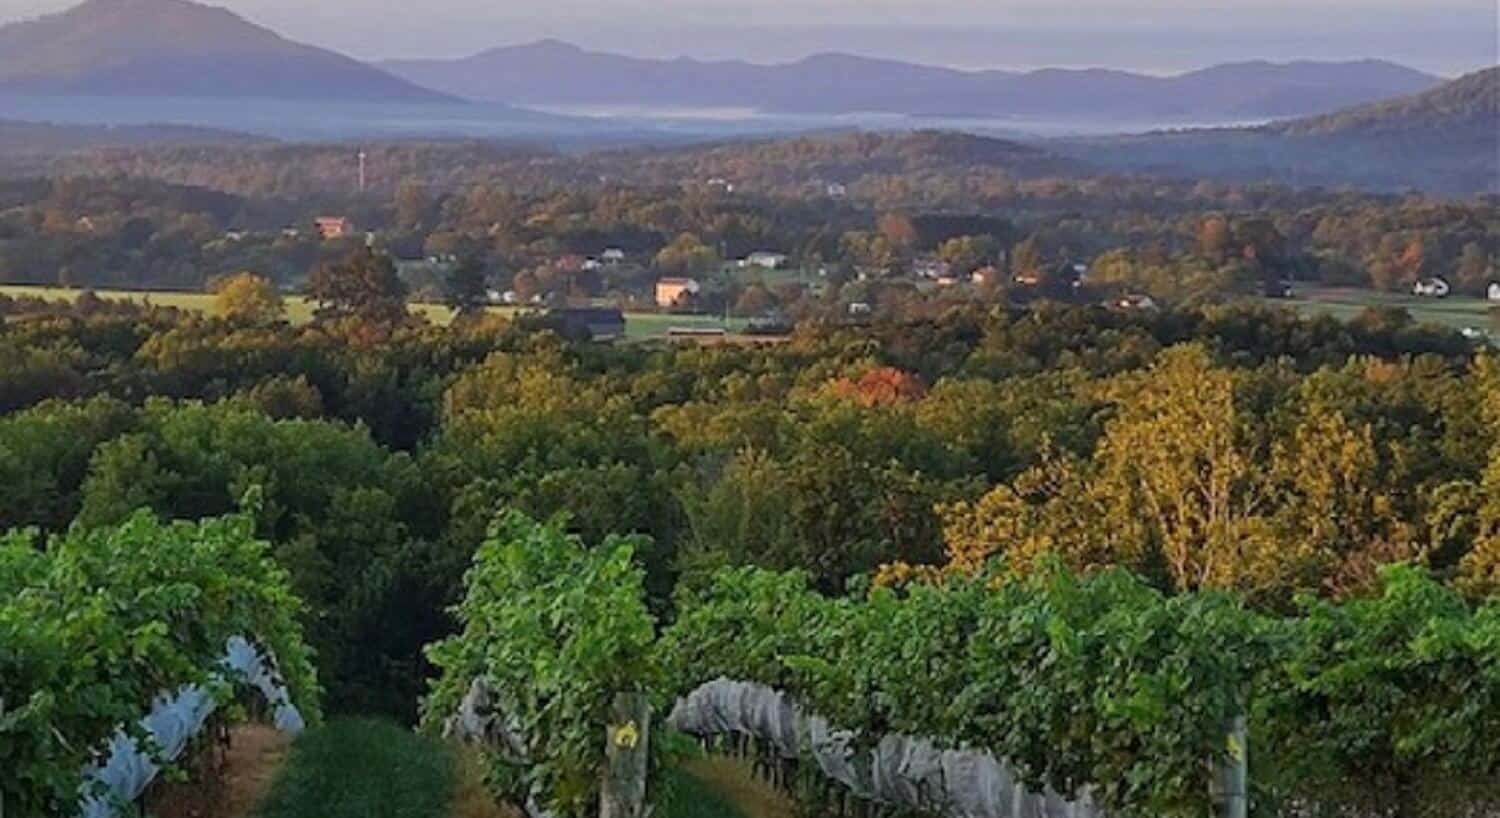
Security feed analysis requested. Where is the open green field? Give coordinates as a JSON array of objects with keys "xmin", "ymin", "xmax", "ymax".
[
  {"xmin": 0, "ymin": 285, "xmax": 744, "ymax": 339},
  {"xmin": 1277, "ymin": 286, "xmax": 1498, "ymax": 333},
  {"xmin": 19, "ymin": 282, "xmax": 1488, "ymax": 339}
]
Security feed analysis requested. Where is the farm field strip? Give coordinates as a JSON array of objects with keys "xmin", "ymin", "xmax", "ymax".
[
  {"xmin": 0, "ymin": 284, "xmax": 744, "ymax": 338},
  {"xmin": 1277, "ymin": 286, "xmax": 1496, "ymax": 331}
]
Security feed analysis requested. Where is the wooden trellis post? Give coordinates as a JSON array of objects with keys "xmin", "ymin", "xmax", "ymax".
[
  {"xmin": 601, "ymin": 692, "xmax": 651, "ymax": 818},
  {"xmin": 1212, "ymin": 713, "xmax": 1249, "ymax": 818}
]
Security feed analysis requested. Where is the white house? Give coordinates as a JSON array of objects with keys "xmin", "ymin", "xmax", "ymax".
[
  {"xmin": 1413, "ymin": 277, "xmax": 1451, "ymax": 298},
  {"xmin": 912, "ymin": 257, "xmax": 950, "ymax": 280},
  {"xmin": 826, "ymin": 183, "xmax": 848, "ymax": 198},
  {"xmin": 743, "ymin": 252, "xmax": 789, "ymax": 270},
  {"xmin": 1488, "ymin": 282, "xmax": 1500, "ymax": 302},
  {"xmin": 1113, "ymin": 294, "xmax": 1159, "ymax": 312}
]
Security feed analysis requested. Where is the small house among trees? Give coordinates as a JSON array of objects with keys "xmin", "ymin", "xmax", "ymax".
[
  {"xmin": 1112, "ymin": 293, "xmax": 1159, "ymax": 311},
  {"xmin": 314, "ymin": 217, "xmax": 355, "ymax": 240},
  {"xmin": 1413, "ymin": 277, "xmax": 1451, "ymax": 298},
  {"xmin": 655, "ymin": 277, "xmax": 701, "ymax": 308},
  {"xmin": 743, "ymin": 252, "xmax": 789, "ymax": 270}
]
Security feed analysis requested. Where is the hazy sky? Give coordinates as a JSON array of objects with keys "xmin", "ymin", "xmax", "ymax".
[{"xmin": 1, "ymin": 0, "xmax": 1496, "ymax": 74}]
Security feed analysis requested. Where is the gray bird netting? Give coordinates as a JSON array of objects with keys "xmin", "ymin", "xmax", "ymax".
[
  {"xmin": 77, "ymin": 635, "xmax": 305, "ymax": 818},
  {"xmin": 666, "ymin": 678, "xmax": 1103, "ymax": 818}
]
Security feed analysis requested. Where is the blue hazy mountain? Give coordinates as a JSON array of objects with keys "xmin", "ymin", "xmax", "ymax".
[
  {"xmin": 0, "ymin": 0, "xmax": 455, "ymax": 103},
  {"xmin": 382, "ymin": 40, "xmax": 1443, "ymax": 122}
]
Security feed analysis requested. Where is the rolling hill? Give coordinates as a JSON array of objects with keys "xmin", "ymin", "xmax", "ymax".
[
  {"xmin": 1057, "ymin": 66, "xmax": 1500, "ymax": 194},
  {"xmin": 1270, "ymin": 65, "xmax": 1498, "ymax": 143},
  {"xmin": 382, "ymin": 40, "xmax": 1442, "ymax": 123},
  {"xmin": 0, "ymin": 0, "xmax": 455, "ymax": 103},
  {"xmin": 0, "ymin": 118, "xmax": 267, "ymax": 153}
]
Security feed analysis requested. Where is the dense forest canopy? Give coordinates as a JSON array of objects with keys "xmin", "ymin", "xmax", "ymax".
[{"xmin": 3, "ymin": 295, "xmax": 1496, "ymax": 711}]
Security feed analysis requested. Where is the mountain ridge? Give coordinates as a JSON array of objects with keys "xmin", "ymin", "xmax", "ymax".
[
  {"xmin": 1056, "ymin": 67, "xmax": 1500, "ymax": 194},
  {"xmin": 1269, "ymin": 65, "xmax": 1499, "ymax": 138},
  {"xmin": 381, "ymin": 40, "xmax": 1445, "ymax": 122},
  {"xmin": 0, "ymin": 0, "xmax": 457, "ymax": 103}
]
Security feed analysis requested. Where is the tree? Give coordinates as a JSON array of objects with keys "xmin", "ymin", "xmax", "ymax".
[
  {"xmin": 1455, "ymin": 242, "xmax": 1493, "ymax": 293},
  {"xmin": 444, "ymin": 256, "xmax": 489, "ymax": 316},
  {"xmin": 1197, "ymin": 215, "xmax": 1232, "ymax": 262},
  {"xmin": 1011, "ymin": 236, "xmax": 1044, "ymax": 280},
  {"xmin": 308, "ymin": 248, "xmax": 409, "ymax": 325},
  {"xmin": 394, "ymin": 176, "xmax": 430, "ymax": 231},
  {"xmin": 1091, "ymin": 345, "xmax": 1266, "ymax": 593},
  {"xmin": 1396, "ymin": 237, "xmax": 1427, "ymax": 284},
  {"xmin": 938, "ymin": 235, "xmax": 997, "ymax": 275},
  {"xmin": 511, "ymin": 269, "xmax": 541, "ymax": 303},
  {"xmin": 732, "ymin": 284, "xmax": 774, "ymax": 317},
  {"xmin": 876, "ymin": 212, "xmax": 918, "ymax": 249},
  {"xmin": 654, "ymin": 233, "xmax": 718, "ymax": 276},
  {"xmin": 840, "ymin": 231, "xmax": 900, "ymax": 278},
  {"xmin": 1233, "ymin": 217, "xmax": 1285, "ymax": 268},
  {"xmin": 213, "ymin": 271, "xmax": 285, "ymax": 325},
  {"xmin": 831, "ymin": 367, "xmax": 927, "ymax": 407}
]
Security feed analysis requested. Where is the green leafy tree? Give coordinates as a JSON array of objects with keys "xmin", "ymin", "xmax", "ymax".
[
  {"xmin": 653, "ymin": 233, "xmax": 718, "ymax": 276},
  {"xmin": 308, "ymin": 248, "xmax": 409, "ymax": 326},
  {"xmin": 444, "ymin": 256, "xmax": 489, "ymax": 316}
]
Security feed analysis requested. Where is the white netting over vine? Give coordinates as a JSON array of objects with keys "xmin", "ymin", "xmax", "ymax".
[
  {"xmin": 667, "ymin": 678, "xmax": 1103, "ymax": 818},
  {"xmin": 77, "ymin": 635, "xmax": 306, "ymax": 818},
  {"xmin": 444, "ymin": 678, "xmax": 556, "ymax": 818},
  {"xmin": 444, "ymin": 675, "xmax": 1104, "ymax": 818}
]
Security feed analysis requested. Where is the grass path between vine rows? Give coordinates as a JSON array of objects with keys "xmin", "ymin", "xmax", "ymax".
[
  {"xmin": 671, "ymin": 757, "xmax": 797, "ymax": 818},
  {"xmin": 210, "ymin": 717, "xmax": 788, "ymax": 818},
  {"xmin": 249, "ymin": 718, "xmax": 514, "ymax": 818}
]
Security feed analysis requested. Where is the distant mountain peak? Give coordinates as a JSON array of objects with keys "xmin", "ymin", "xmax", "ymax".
[
  {"xmin": 0, "ymin": 0, "xmax": 456, "ymax": 103},
  {"xmin": 516, "ymin": 38, "xmax": 587, "ymax": 54}
]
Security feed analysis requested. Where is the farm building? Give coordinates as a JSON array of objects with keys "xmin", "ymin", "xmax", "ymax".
[{"xmin": 546, "ymin": 307, "xmax": 626, "ymax": 341}]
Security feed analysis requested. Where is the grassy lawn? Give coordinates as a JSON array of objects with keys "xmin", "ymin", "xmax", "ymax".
[
  {"xmin": 624, "ymin": 311, "xmax": 746, "ymax": 338},
  {"xmin": 252, "ymin": 719, "xmax": 459, "ymax": 818},
  {"xmin": 0, "ymin": 284, "xmax": 743, "ymax": 338},
  {"xmin": 1276, "ymin": 286, "xmax": 1498, "ymax": 333}
]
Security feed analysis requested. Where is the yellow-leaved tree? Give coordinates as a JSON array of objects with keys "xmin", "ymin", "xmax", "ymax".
[{"xmin": 212, "ymin": 271, "xmax": 285, "ymax": 325}]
